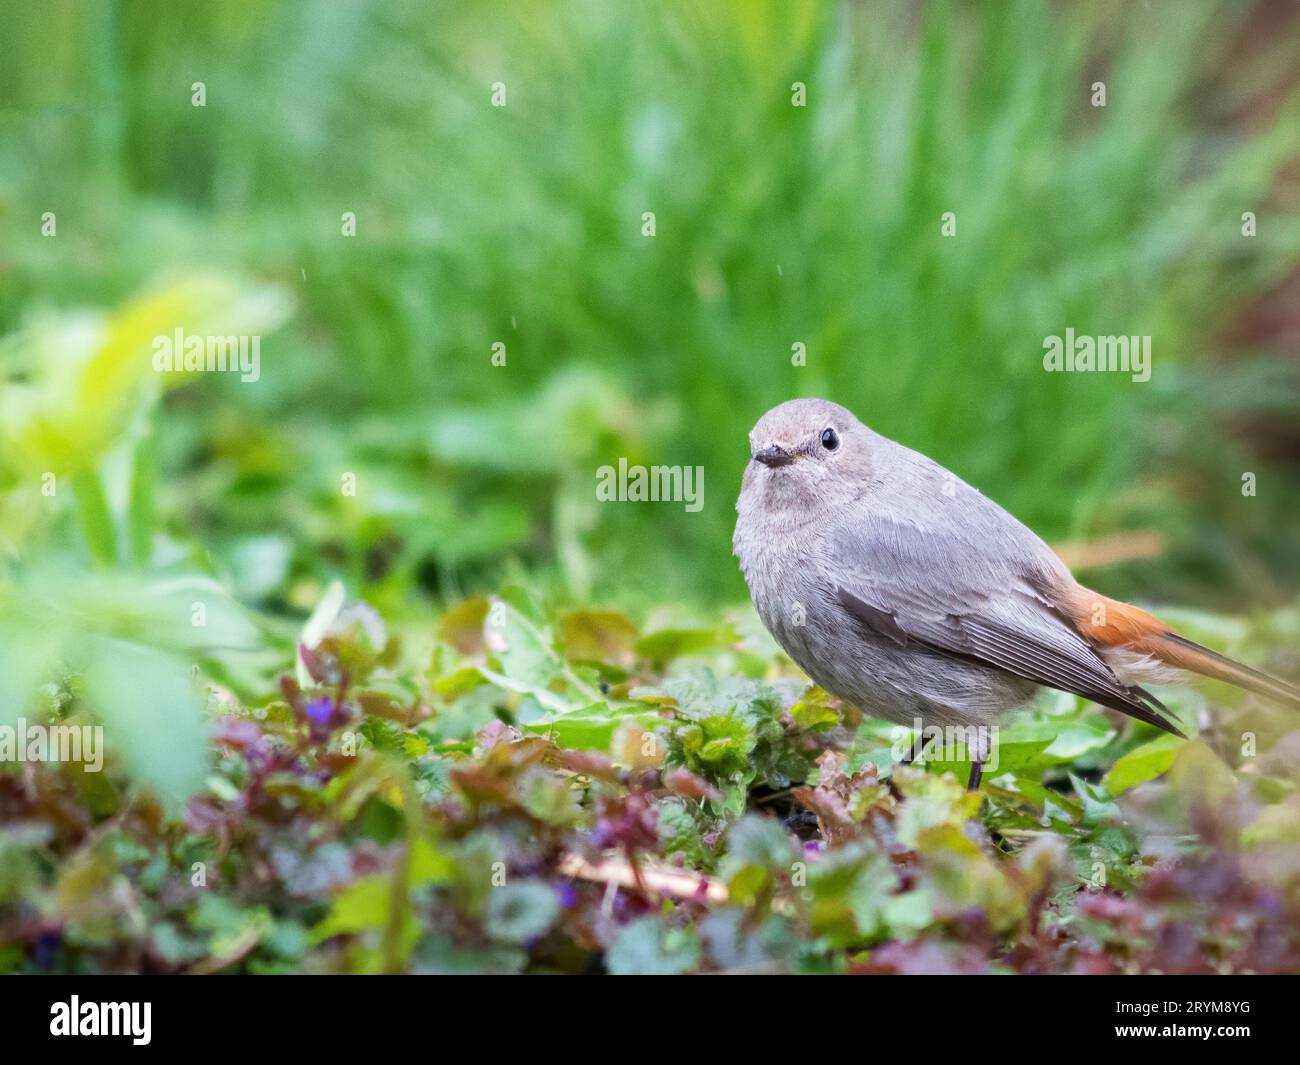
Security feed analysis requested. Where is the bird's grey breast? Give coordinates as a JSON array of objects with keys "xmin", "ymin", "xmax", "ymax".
[{"xmin": 735, "ymin": 500, "xmax": 899, "ymax": 711}]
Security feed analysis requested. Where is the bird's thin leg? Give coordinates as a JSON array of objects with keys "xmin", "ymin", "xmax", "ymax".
[
  {"xmin": 888, "ymin": 733, "xmax": 926, "ymax": 800},
  {"xmin": 967, "ymin": 756, "xmax": 984, "ymax": 792}
]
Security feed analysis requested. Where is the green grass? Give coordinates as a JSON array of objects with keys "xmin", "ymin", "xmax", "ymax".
[{"xmin": 2, "ymin": 0, "xmax": 1298, "ymax": 610}]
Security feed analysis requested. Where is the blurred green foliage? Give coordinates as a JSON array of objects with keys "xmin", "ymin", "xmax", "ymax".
[
  {"xmin": 4, "ymin": 583, "xmax": 1300, "ymax": 974},
  {"xmin": 2, "ymin": 0, "xmax": 1297, "ymax": 616}
]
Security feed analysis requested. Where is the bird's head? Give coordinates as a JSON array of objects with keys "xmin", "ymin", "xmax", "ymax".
[{"xmin": 740, "ymin": 398, "xmax": 874, "ymax": 514}]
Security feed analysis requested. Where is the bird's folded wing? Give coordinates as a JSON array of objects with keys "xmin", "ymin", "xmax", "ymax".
[{"xmin": 828, "ymin": 517, "xmax": 1184, "ymax": 736}]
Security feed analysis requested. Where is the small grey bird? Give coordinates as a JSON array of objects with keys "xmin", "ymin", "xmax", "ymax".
[{"xmin": 733, "ymin": 398, "xmax": 1300, "ymax": 789}]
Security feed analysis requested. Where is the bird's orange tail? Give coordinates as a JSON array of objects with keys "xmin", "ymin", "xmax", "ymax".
[
  {"xmin": 1066, "ymin": 586, "xmax": 1300, "ymax": 711},
  {"xmin": 1147, "ymin": 631, "xmax": 1300, "ymax": 711}
]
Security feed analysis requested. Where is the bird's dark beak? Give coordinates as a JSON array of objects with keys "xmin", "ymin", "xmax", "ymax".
[{"xmin": 753, "ymin": 445, "xmax": 794, "ymax": 468}]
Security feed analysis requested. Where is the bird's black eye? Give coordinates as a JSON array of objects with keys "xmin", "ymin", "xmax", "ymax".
[{"xmin": 821, "ymin": 427, "xmax": 840, "ymax": 451}]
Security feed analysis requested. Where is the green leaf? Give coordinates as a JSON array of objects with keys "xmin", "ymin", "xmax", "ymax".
[
  {"xmin": 559, "ymin": 609, "xmax": 638, "ymax": 662},
  {"xmin": 485, "ymin": 882, "xmax": 561, "ymax": 944},
  {"xmin": 127, "ymin": 418, "xmax": 159, "ymax": 567},
  {"xmin": 790, "ymin": 700, "xmax": 840, "ymax": 731},
  {"xmin": 408, "ymin": 838, "xmax": 455, "ymax": 886},
  {"xmin": 71, "ymin": 470, "xmax": 118, "ymax": 567},
  {"xmin": 0, "ymin": 626, "xmax": 61, "ymax": 725},
  {"xmin": 719, "ymin": 815, "xmax": 798, "ymax": 880},
  {"xmin": 523, "ymin": 701, "xmax": 660, "ymax": 750},
  {"xmin": 605, "ymin": 917, "xmax": 700, "ymax": 975},
  {"xmin": 311, "ymin": 876, "xmax": 399, "ymax": 942},
  {"xmin": 485, "ymin": 596, "xmax": 563, "ymax": 688},
  {"xmin": 192, "ymin": 895, "xmax": 272, "ymax": 957},
  {"xmin": 1103, "ymin": 734, "xmax": 1184, "ymax": 796},
  {"xmin": 807, "ymin": 845, "xmax": 899, "ymax": 944},
  {"xmin": 81, "ymin": 638, "xmax": 207, "ymax": 807},
  {"xmin": 633, "ymin": 627, "xmax": 720, "ymax": 665}
]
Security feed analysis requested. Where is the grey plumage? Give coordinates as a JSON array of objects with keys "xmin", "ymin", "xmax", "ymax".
[{"xmin": 733, "ymin": 398, "xmax": 1181, "ymax": 737}]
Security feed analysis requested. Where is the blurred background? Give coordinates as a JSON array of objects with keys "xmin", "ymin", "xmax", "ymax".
[{"xmin": 2, "ymin": 0, "xmax": 1298, "ymax": 660}]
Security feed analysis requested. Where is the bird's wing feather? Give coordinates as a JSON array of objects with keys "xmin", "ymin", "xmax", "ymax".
[{"xmin": 828, "ymin": 514, "xmax": 1184, "ymax": 736}]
